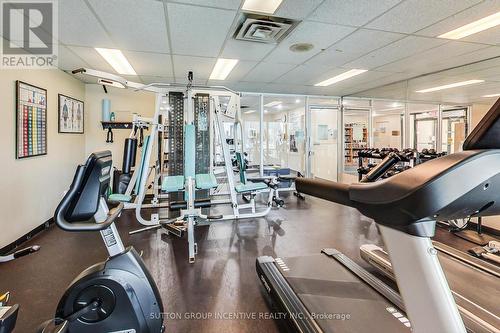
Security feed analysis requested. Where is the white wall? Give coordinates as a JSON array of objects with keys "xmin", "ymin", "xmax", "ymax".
[
  {"xmin": 84, "ymin": 84, "xmax": 155, "ymax": 170},
  {"xmin": 0, "ymin": 69, "xmax": 85, "ymax": 248}
]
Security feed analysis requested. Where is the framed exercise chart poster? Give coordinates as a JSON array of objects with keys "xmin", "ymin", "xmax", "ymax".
[
  {"xmin": 58, "ymin": 94, "xmax": 84, "ymax": 133},
  {"xmin": 16, "ymin": 81, "xmax": 47, "ymax": 159}
]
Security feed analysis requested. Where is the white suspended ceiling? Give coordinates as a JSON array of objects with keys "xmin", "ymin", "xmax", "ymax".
[{"xmin": 4, "ymin": 0, "xmax": 500, "ymax": 104}]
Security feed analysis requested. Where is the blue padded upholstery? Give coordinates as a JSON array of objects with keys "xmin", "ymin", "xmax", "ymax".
[
  {"xmin": 162, "ymin": 175, "xmax": 185, "ymax": 193},
  {"xmin": 184, "ymin": 124, "xmax": 196, "ymax": 178},
  {"xmin": 108, "ymin": 193, "xmax": 132, "ymax": 202},
  {"xmin": 195, "ymin": 173, "xmax": 218, "ymax": 190},
  {"xmin": 235, "ymin": 182, "xmax": 268, "ymax": 193}
]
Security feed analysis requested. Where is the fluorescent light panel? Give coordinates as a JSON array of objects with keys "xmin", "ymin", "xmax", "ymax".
[
  {"xmin": 314, "ymin": 69, "xmax": 368, "ymax": 87},
  {"xmin": 242, "ymin": 0, "xmax": 283, "ymax": 14},
  {"xmin": 439, "ymin": 11, "xmax": 500, "ymax": 40},
  {"xmin": 483, "ymin": 93, "xmax": 500, "ymax": 98},
  {"xmin": 416, "ymin": 80, "xmax": 484, "ymax": 93},
  {"xmin": 209, "ymin": 58, "xmax": 238, "ymax": 80},
  {"xmin": 95, "ymin": 48, "xmax": 137, "ymax": 75}
]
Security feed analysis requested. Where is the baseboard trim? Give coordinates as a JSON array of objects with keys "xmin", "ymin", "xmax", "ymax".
[{"xmin": 0, "ymin": 219, "xmax": 53, "ymax": 255}]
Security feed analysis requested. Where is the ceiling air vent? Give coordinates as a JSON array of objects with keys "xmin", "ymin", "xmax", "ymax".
[{"xmin": 234, "ymin": 14, "xmax": 299, "ymax": 44}]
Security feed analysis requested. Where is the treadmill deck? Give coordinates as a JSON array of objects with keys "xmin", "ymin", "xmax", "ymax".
[{"xmin": 257, "ymin": 251, "xmax": 412, "ymax": 333}]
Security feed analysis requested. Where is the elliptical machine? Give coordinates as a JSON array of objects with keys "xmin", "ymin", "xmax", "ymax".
[{"xmin": 40, "ymin": 151, "xmax": 164, "ymax": 333}]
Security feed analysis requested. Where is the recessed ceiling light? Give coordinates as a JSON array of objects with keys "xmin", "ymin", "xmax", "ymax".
[
  {"xmin": 264, "ymin": 101, "xmax": 282, "ymax": 107},
  {"xmin": 209, "ymin": 58, "xmax": 239, "ymax": 80},
  {"xmin": 416, "ymin": 80, "xmax": 484, "ymax": 93},
  {"xmin": 277, "ymin": 104, "xmax": 283, "ymax": 109},
  {"xmin": 314, "ymin": 69, "xmax": 368, "ymax": 87},
  {"xmin": 295, "ymin": 99, "xmax": 301, "ymax": 103},
  {"xmin": 95, "ymin": 48, "xmax": 137, "ymax": 75},
  {"xmin": 264, "ymin": 110, "xmax": 269, "ymax": 113},
  {"xmin": 439, "ymin": 11, "xmax": 500, "ymax": 40},
  {"xmin": 482, "ymin": 93, "xmax": 500, "ymax": 98},
  {"xmin": 242, "ymin": 0, "xmax": 283, "ymax": 14}
]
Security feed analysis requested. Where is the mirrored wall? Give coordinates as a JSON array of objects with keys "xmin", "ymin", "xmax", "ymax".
[{"xmin": 240, "ymin": 93, "xmax": 470, "ymax": 183}]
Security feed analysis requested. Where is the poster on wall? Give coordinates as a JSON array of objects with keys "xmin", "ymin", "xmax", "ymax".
[
  {"xmin": 58, "ymin": 94, "xmax": 84, "ymax": 134},
  {"xmin": 16, "ymin": 81, "xmax": 47, "ymax": 159}
]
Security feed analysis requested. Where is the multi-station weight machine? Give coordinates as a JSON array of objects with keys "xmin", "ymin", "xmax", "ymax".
[{"xmin": 73, "ymin": 68, "xmax": 279, "ymax": 263}]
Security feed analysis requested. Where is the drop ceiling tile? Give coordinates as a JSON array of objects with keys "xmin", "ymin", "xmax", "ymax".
[
  {"xmin": 274, "ymin": 0, "xmax": 324, "ymax": 20},
  {"xmin": 67, "ymin": 46, "xmax": 115, "ymax": 72},
  {"xmin": 461, "ymin": 26, "xmax": 500, "ymax": 45},
  {"xmin": 139, "ymin": 75, "xmax": 175, "ymax": 84},
  {"xmin": 308, "ymin": 0, "xmax": 402, "ymax": 27},
  {"xmin": 308, "ymin": 29, "xmax": 405, "ymax": 67},
  {"xmin": 172, "ymin": 55, "xmax": 216, "ymax": 79},
  {"xmin": 124, "ymin": 51, "xmax": 173, "ymax": 76},
  {"xmin": 376, "ymin": 41, "xmax": 488, "ymax": 73},
  {"xmin": 59, "ymin": 0, "xmax": 114, "ymax": 47},
  {"xmin": 264, "ymin": 22, "xmax": 356, "ymax": 64},
  {"xmin": 225, "ymin": 60, "xmax": 258, "ymax": 81},
  {"xmin": 418, "ymin": 0, "xmax": 500, "ymax": 39},
  {"xmin": 366, "ymin": 0, "xmax": 481, "ymax": 34},
  {"xmin": 242, "ymin": 62, "xmax": 296, "ymax": 82},
  {"xmin": 167, "ymin": 3, "xmax": 236, "ymax": 57},
  {"xmin": 274, "ymin": 63, "xmax": 335, "ymax": 85},
  {"xmin": 263, "ymin": 83, "xmax": 311, "ymax": 95},
  {"xmin": 343, "ymin": 36, "xmax": 447, "ymax": 70},
  {"xmin": 221, "ymin": 39, "xmax": 275, "ymax": 61},
  {"xmin": 57, "ymin": 45, "xmax": 89, "ymax": 71},
  {"xmin": 88, "ymin": 0, "xmax": 169, "ymax": 53},
  {"xmin": 165, "ymin": 0, "xmax": 241, "ymax": 10}
]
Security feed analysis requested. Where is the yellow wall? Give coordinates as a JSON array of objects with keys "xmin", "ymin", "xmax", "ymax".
[{"xmin": 0, "ymin": 69, "xmax": 85, "ymax": 248}]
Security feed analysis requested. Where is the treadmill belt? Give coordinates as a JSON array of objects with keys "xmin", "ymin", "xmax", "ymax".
[
  {"xmin": 364, "ymin": 246, "xmax": 500, "ymax": 332},
  {"xmin": 279, "ymin": 254, "xmax": 411, "ymax": 333}
]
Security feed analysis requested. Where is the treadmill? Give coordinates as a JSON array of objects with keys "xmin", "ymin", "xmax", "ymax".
[
  {"xmin": 256, "ymin": 98, "xmax": 500, "ymax": 333},
  {"xmin": 356, "ymin": 149, "xmax": 500, "ymax": 331},
  {"xmin": 360, "ymin": 242, "xmax": 500, "ymax": 332}
]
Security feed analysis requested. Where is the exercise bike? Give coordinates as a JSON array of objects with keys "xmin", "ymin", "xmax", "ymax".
[{"xmin": 39, "ymin": 151, "xmax": 164, "ymax": 333}]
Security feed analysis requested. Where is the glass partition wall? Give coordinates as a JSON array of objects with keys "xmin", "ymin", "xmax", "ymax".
[{"xmin": 240, "ymin": 93, "xmax": 470, "ymax": 183}]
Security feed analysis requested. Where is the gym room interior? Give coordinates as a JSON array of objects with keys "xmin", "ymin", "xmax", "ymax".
[{"xmin": 0, "ymin": 0, "xmax": 499, "ymax": 332}]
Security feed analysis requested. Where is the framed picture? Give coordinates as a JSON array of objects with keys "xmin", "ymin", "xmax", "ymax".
[
  {"xmin": 16, "ymin": 81, "xmax": 47, "ymax": 159},
  {"xmin": 58, "ymin": 94, "xmax": 84, "ymax": 133}
]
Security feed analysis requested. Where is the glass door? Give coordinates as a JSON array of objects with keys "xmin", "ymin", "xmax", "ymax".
[
  {"xmin": 343, "ymin": 109, "xmax": 370, "ymax": 178},
  {"xmin": 441, "ymin": 108, "xmax": 468, "ymax": 154},
  {"xmin": 308, "ymin": 106, "xmax": 339, "ymax": 181}
]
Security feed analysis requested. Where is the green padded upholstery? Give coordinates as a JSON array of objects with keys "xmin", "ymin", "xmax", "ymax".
[
  {"xmin": 135, "ymin": 135, "xmax": 151, "ymax": 194},
  {"xmin": 162, "ymin": 175, "xmax": 185, "ymax": 193},
  {"xmin": 195, "ymin": 173, "xmax": 218, "ymax": 190},
  {"xmin": 184, "ymin": 124, "xmax": 196, "ymax": 178},
  {"xmin": 235, "ymin": 182, "xmax": 268, "ymax": 193},
  {"xmin": 108, "ymin": 193, "xmax": 132, "ymax": 202}
]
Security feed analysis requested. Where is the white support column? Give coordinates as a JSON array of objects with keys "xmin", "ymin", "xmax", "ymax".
[
  {"xmin": 379, "ymin": 224, "xmax": 466, "ymax": 333},
  {"xmin": 338, "ymin": 97, "xmax": 345, "ymax": 182},
  {"xmin": 305, "ymin": 96, "xmax": 311, "ymax": 178},
  {"xmin": 437, "ymin": 104, "xmax": 443, "ymax": 152},
  {"xmin": 259, "ymin": 94, "xmax": 264, "ymax": 177}
]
